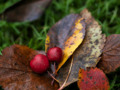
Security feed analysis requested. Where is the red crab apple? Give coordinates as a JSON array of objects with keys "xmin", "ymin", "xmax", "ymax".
[
  {"xmin": 30, "ymin": 54, "xmax": 49, "ymax": 74},
  {"xmin": 47, "ymin": 47, "xmax": 63, "ymax": 63},
  {"xmin": 47, "ymin": 47, "xmax": 63, "ymax": 85}
]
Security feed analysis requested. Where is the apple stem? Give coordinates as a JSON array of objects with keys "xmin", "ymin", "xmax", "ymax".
[
  {"xmin": 51, "ymin": 62, "xmax": 57, "ymax": 85},
  {"xmin": 51, "ymin": 62, "xmax": 56, "ymax": 85},
  {"xmin": 54, "ymin": 62, "xmax": 56, "ymax": 73},
  {"xmin": 47, "ymin": 71, "xmax": 58, "ymax": 83}
]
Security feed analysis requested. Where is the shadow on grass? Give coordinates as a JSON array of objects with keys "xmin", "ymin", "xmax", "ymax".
[{"xmin": 107, "ymin": 67, "xmax": 120, "ymax": 90}]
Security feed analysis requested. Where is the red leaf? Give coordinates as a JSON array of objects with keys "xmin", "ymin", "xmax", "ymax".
[{"xmin": 78, "ymin": 68, "xmax": 110, "ymax": 90}]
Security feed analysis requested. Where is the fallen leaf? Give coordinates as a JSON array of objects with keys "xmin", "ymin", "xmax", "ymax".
[
  {"xmin": 0, "ymin": 0, "xmax": 52, "ymax": 22},
  {"xmin": 78, "ymin": 68, "xmax": 110, "ymax": 90},
  {"xmin": 73, "ymin": 8, "xmax": 106, "ymax": 69},
  {"xmin": 0, "ymin": 45, "xmax": 59, "ymax": 90},
  {"xmin": 97, "ymin": 34, "xmax": 120, "ymax": 73},
  {"xmin": 58, "ymin": 57, "xmax": 74, "ymax": 90},
  {"xmin": 56, "ymin": 8, "xmax": 106, "ymax": 88},
  {"xmin": 45, "ymin": 14, "xmax": 86, "ymax": 72}
]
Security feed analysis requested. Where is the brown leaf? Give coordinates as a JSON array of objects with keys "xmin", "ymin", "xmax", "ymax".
[
  {"xmin": 0, "ymin": 45, "xmax": 59, "ymax": 90},
  {"xmin": 78, "ymin": 68, "xmax": 110, "ymax": 90},
  {"xmin": 56, "ymin": 8, "xmax": 106, "ymax": 89},
  {"xmin": 45, "ymin": 14, "xmax": 86, "ymax": 72},
  {"xmin": 97, "ymin": 34, "xmax": 120, "ymax": 73},
  {"xmin": 0, "ymin": 0, "xmax": 52, "ymax": 22}
]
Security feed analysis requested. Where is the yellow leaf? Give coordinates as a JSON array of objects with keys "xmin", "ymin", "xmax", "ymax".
[
  {"xmin": 57, "ymin": 18, "xmax": 85, "ymax": 72},
  {"xmin": 45, "ymin": 14, "xmax": 86, "ymax": 72},
  {"xmin": 45, "ymin": 36, "xmax": 50, "ymax": 52}
]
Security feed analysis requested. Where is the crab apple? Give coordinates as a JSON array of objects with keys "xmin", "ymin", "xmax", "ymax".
[
  {"xmin": 30, "ymin": 54, "xmax": 49, "ymax": 74},
  {"xmin": 47, "ymin": 47, "xmax": 63, "ymax": 63}
]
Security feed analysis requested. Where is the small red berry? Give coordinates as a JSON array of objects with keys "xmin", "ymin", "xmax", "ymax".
[
  {"xmin": 30, "ymin": 54, "xmax": 49, "ymax": 74},
  {"xmin": 47, "ymin": 47, "xmax": 63, "ymax": 63}
]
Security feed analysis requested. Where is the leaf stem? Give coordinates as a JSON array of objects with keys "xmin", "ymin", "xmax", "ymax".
[{"xmin": 58, "ymin": 57, "xmax": 73, "ymax": 90}]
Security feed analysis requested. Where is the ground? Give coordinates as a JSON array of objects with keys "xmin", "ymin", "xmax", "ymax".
[{"xmin": 0, "ymin": 0, "xmax": 120, "ymax": 90}]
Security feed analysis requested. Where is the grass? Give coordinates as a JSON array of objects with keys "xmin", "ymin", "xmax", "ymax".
[{"xmin": 0, "ymin": 0, "xmax": 120, "ymax": 89}]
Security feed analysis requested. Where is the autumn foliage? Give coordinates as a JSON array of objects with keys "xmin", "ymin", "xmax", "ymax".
[
  {"xmin": 78, "ymin": 68, "xmax": 110, "ymax": 90},
  {"xmin": 1, "ymin": 8, "xmax": 120, "ymax": 90}
]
